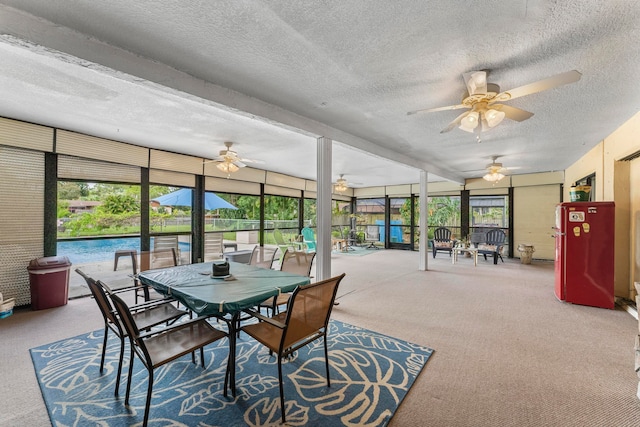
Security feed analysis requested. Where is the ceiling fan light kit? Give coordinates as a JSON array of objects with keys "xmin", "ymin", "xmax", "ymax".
[
  {"xmin": 457, "ymin": 105, "xmax": 506, "ymax": 133},
  {"xmin": 483, "ymin": 171, "xmax": 505, "ymax": 182},
  {"xmin": 482, "ymin": 156, "xmax": 507, "ymax": 183},
  {"xmin": 459, "ymin": 111, "xmax": 479, "ymax": 132},
  {"xmin": 207, "ymin": 141, "xmax": 265, "ymax": 177},
  {"xmin": 334, "ymin": 174, "xmax": 348, "ymax": 193},
  {"xmin": 484, "ymin": 108, "xmax": 505, "ymax": 127},
  {"xmin": 216, "ymin": 161, "xmax": 239, "ymax": 174}
]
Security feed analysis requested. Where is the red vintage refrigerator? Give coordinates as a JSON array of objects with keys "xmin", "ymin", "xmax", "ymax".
[{"xmin": 554, "ymin": 201, "xmax": 615, "ymax": 309}]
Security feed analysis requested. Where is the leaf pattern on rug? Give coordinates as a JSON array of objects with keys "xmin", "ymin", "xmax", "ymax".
[
  {"xmin": 291, "ymin": 348, "xmax": 408, "ymax": 426},
  {"xmin": 30, "ymin": 320, "xmax": 433, "ymax": 427},
  {"xmin": 244, "ymin": 397, "xmax": 309, "ymax": 426}
]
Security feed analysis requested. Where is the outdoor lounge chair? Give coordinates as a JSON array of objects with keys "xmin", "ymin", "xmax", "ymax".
[
  {"xmin": 301, "ymin": 227, "xmax": 317, "ymax": 252},
  {"xmin": 431, "ymin": 226, "xmax": 455, "ymax": 258},
  {"xmin": 153, "ymin": 235, "xmax": 180, "ymax": 264},
  {"xmin": 204, "ymin": 232, "xmax": 224, "ymax": 261},
  {"xmin": 476, "ymin": 229, "xmax": 506, "ymax": 264},
  {"xmin": 273, "ymin": 228, "xmax": 294, "ymax": 265},
  {"xmin": 470, "ymin": 228, "xmax": 506, "ymax": 264}
]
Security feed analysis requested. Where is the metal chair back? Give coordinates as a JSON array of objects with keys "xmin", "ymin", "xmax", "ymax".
[{"xmin": 248, "ymin": 245, "xmax": 278, "ymax": 269}]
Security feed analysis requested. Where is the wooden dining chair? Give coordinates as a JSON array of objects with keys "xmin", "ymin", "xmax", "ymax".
[
  {"xmin": 110, "ymin": 292, "xmax": 228, "ymax": 427},
  {"xmin": 75, "ymin": 268, "xmax": 188, "ymax": 396},
  {"xmin": 258, "ymin": 249, "xmax": 315, "ymax": 316},
  {"xmin": 241, "ymin": 273, "xmax": 345, "ymax": 424}
]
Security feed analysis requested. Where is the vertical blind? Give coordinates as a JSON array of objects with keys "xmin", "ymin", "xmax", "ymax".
[{"xmin": 0, "ymin": 146, "xmax": 45, "ymax": 305}]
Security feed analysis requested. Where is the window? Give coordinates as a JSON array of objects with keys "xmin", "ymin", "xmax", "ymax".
[
  {"xmin": 264, "ymin": 195, "xmax": 300, "ymax": 244},
  {"xmin": 149, "ymin": 185, "xmax": 191, "ymax": 234},
  {"xmin": 355, "ymin": 198, "xmax": 385, "ymax": 245},
  {"xmin": 208, "ymin": 193, "xmax": 261, "ymax": 244},
  {"xmin": 426, "ymin": 196, "xmax": 461, "ymax": 239},
  {"xmin": 58, "ymin": 182, "xmax": 141, "ymax": 238},
  {"xmin": 57, "ymin": 181, "xmax": 142, "ymax": 266},
  {"xmin": 389, "ymin": 197, "xmax": 410, "ymax": 245},
  {"xmin": 470, "ymin": 195, "xmax": 508, "ymax": 228}
]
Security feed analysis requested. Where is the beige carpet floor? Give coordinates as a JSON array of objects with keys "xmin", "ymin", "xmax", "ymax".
[{"xmin": 2, "ymin": 249, "xmax": 639, "ymax": 426}]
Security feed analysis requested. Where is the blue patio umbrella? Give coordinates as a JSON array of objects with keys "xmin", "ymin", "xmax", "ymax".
[{"xmin": 152, "ymin": 188, "xmax": 237, "ymax": 211}]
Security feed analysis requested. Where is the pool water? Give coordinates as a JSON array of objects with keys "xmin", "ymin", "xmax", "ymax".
[{"xmin": 57, "ymin": 237, "xmax": 190, "ymax": 264}]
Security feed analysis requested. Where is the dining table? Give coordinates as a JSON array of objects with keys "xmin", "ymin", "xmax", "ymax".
[{"xmin": 137, "ymin": 260, "xmax": 311, "ymax": 396}]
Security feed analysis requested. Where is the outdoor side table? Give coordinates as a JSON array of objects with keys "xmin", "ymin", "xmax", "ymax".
[{"xmin": 452, "ymin": 247, "xmax": 478, "ymax": 266}]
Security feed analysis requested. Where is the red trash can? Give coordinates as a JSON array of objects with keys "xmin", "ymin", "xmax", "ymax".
[{"xmin": 28, "ymin": 256, "xmax": 72, "ymax": 310}]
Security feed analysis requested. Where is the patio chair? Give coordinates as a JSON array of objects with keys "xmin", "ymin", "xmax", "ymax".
[
  {"xmin": 273, "ymin": 228, "xmax": 294, "ymax": 265},
  {"xmin": 75, "ymin": 269, "xmax": 188, "ymax": 396},
  {"xmin": 470, "ymin": 230, "xmax": 487, "ymax": 248},
  {"xmin": 248, "ymin": 245, "xmax": 278, "ymax": 269},
  {"xmin": 301, "ymin": 227, "xmax": 317, "ymax": 252},
  {"xmin": 153, "ymin": 235, "xmax": 180, "ymax": 264},
  {"xmin": 134, "ymin": 248, "xmax": 178, "ymax": 303},
  {"xmin": 259, "ymin": 249, "xmax": 316, "ymax": 316},
  {"xmin": 241, "ymin": 273, "xmax": 345, "ymax": 424},
  {"xmin": 204, "ymin": 232, "xmax": 224, "ymax": 261},
  {"xmin": 110, "ymin": 292, "xmax": 228, "ymax": 427},
  {"xmin": 364, "ymin": 225, "xmax": 381, "ymax": 249},
  {"xmin": 431, "ymin": 227, "xmax": 455, "ymax": 258},
  {"xmin": 477, "ymin": 229, "xmax": 507, "ymax": 264}
]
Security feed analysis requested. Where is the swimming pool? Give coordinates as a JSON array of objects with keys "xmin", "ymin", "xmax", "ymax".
[{"xmin": 57, "ymin": 237, "xmax": 190, "ymax": 264}]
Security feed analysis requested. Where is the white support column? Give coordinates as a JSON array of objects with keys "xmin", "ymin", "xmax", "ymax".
[
  {"xmin": 418, "ymin": 170, "xmax": 429, "ymax": 271},
  {"xmin": 316, "ymin": 136, "xmax": 332, "ymax": 281}
]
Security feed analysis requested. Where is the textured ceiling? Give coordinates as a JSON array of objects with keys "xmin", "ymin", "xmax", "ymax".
[{"xmin": 0, "ymin": 1, "xmax": 639, "ymax": 187}]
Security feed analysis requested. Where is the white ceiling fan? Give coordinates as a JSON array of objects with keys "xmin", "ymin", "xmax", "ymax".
[
  {"xmin": 205, "ymin": 141, "xmax": 264, "ymax": 175},
  {"xmin": 408, "ymin": 70, "xmax": 582, "ymax": 135},
  {"xmin": 482, "ymin": 156, "xmax": 509, "ymax": 183},
  {"xmin": 333, "ymin": 174, "xmax": 362, "ymax": 193},
  {"xmin": 334, "ymin": 174, "xmax": 349, "ymax": 193}
]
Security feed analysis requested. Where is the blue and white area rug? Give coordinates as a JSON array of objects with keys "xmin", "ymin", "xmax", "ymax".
[{"xmin": 30, "ymin": 320, "xmax": 433, "ymax": 426}]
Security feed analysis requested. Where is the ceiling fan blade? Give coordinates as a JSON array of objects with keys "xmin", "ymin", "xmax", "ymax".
[
  {"xmin": 407, "ymin": 103, "xmax": 467, "ymax": 115},
  {"xmin": 491, "ymin": 104, "xmax": 534, "ymax": 122},
  {"xmin": 234, "ymin": 160, "xmax": 247, "ymax": 168},
  {"xmin": 239, "ymin": 158, "xmax": 265, "ymax": 164},
  {"xmin": 495, "ymin": 70, "xmax": 582, "ymax": 101},
  {"xmin": 440, "ymin": 110, "xmax": 471, "ymax": 133}
]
